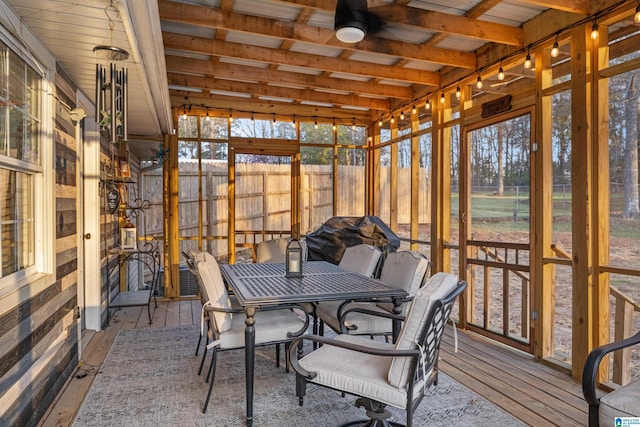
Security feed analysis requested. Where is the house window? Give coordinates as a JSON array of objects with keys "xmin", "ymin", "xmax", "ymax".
[{"xmin": 0, "ymin": 40, "xmax": 41, "ymax": 279}]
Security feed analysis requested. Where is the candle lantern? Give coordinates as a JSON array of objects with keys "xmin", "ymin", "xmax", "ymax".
[
  {"xmin": 120, "ymin": 219, "xmax": 137, "ymax": 250},
  {"xmin": 285, "ymin": 238, "xmax": 303, "ymax": 278}
]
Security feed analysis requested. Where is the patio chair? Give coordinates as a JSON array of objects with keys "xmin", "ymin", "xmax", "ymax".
[
  {"xmin": 316, "ymin": 250, "xmax": 430, "ymax": 339},
  {"xmin": 256, "ymin": 237, "xmax": 308, "ymax": 263},
  {"xmin": 288, "ymin": 273, "xmax": 466, "ymax": 427},
  {"xmin": 187, "ymin": 250, "xmax": 244, "ymax": 363},
  {"xmin": 183, "ymin": 251, "xmax": 206, "ymax": 357},
  {"xmin": 582, "ymin": 330, "xmax": 640, "ymax": 427},
  {"xmin": 193, "ymin": 252, "xmax": 310, "ymax": 413},
  {"xmin": 307, "ymin": 244, "xmax": 383, "ymax": 337},
  {"xmin": 338, "ymin": 244, "xmax": 383, "ymax": 278}
]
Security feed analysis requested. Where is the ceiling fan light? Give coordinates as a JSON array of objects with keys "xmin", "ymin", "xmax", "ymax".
[
  {"xmin": 335, "ymin": 0, "xmax": 368, "ymax": 43},
  {"xmin": 336, "ymin": 26, "xmax": 366, "ymax": 43}
]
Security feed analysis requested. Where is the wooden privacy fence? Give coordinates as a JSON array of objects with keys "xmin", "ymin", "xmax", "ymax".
[{"xmin": 141, "ymin": 161, "xmax": 433, "ymax": 255}]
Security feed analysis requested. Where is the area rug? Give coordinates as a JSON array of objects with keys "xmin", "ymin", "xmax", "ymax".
[{"xmin": 72, "ymin": 325, "xmax": 525, "ymax": 427}]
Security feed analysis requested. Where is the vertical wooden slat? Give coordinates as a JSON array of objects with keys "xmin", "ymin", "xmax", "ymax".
[
  {"xmin": 521, "ymin": 277, "xmax": 530, "ymax": 340},
  {"xmin": 484, "ymin": 264, "xmax": 490, "ymax": 329},
  {"xmin": 390, "ymin": 119, "xmax": 398, "ymax": 231},
  {"xmin": 410, "ymin": 113, "xmax": 420, "ymax": 251},
  {"xmin": 292, "ymin": 144, "xmax": 301, "ymax": 238},
  {"xmin": 613, "ymin": 297, "xmax": 633, "ymax": 385},
  {"xmin": 503, "ymin": 268, "xmax": 510, "ymax": 338}
]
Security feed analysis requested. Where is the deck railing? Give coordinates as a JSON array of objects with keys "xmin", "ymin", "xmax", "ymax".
[{"xmin": 551, "ymin": 244, "xmax": 639, "ymax": 385}]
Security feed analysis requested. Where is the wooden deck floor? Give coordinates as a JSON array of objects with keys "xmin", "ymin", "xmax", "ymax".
[{"xmin": 39, "ymin": 299, "xmax": 588, "ymax": 427}]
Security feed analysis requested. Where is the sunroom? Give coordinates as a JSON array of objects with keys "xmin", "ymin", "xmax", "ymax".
[{"xmin": 0, "ymin": 1, "xmax": 639, "ymax": 426}]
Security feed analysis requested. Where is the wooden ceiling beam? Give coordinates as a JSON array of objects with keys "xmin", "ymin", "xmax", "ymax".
[
  {"xmin": 424, "ymin": 0, "xmax": 503, "ymax": 49},
  {"xmin": 271, "ymin": 0, "xmax": 522, "ymax": 46},
  {"xmin": 162, "ymin": 32, "xmax": 440, "ymax": 86},
  {"xmin": 466, "ymin": 0, "xmax": 503, "ymax": 18},
  {"xmin": 368, "ymin": 4, "xmax": 523, "ymax": 46},
  {"xmin": 167, "ymin": 72, "xmax": 390, "ymax": 110},
  {"xmin": 158, "ymin": 0, "xmax": 476, "ymax": 68},
  {"xmin": 164, "ymin": 55, "xmax": 415, "ymax": 99},
  {"xmin": 169, "ymin": 93, "xmax": 371, "ymax": 121}
]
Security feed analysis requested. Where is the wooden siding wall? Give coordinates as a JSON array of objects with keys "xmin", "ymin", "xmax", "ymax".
[{"xmin": 0, "ymin": 71, "xmax": 79, "ymax": 426}]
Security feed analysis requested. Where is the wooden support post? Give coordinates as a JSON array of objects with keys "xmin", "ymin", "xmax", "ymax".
[
  {"xmin": 533, "ymin": 47, "xmax": 554, "ymax": 359},
  {"xmin": 371, "ymin": 127, "xmax": 381, "ymax": 217},
  {"xmin": 570, "ymin": 25, "xmax": 595, "ymax": 379},
  {"xmin": 592, "ymin": 21, "xmax": 611, "ymax": 374},
  {"xmin": 366, "ymin": 123, "xmax": 377, "ymax": 215},
  {"xmin": 228, "ymin": 145, "xmax": 236, "ymax": 264},
  {"xmin": 334, "ymin": 124, "xmax": 339, "ymax": 217},
  {"xmin": 432, "ymin": 97, "xmax": 452, "ymax": 274},
  {"xmin": 165, "ymin": 131, "xmax": 180, "ymax": 298}
]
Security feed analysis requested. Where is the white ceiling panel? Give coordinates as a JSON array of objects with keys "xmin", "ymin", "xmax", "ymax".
[
  {"xmin": 407, "ymin": 0, "xmax": 482, "ymax": 15},
  {"xmin": 225, "ymin": 30, "xmax": 282, "ymax": 49},
  {"xmin": 403, "ymin": 60, "xmax": 443, "ymax": 72},
  {"xmin": 233, "ymin": 0, "xmax": 301, "ymax": 21},
  {"xmin": 348, "ymin": 51, "xmax": 399, "ymax": 66},
  {"xmin": 482, "ymin": 2, "xmax": 546, "ymax": 26},
  {"xmin": 161, "ymin": 21, "xmax": 216, "ymax": 38},
  {"xmin": 289, "ymin": 41, "xmax": 342, "ymax": 57},
  {"xmin": 219, "ymin": 56, "xmax": 270, "ymax": 68},
  {"xmin": 277, "ymin": 65, "xmax": 323, "ymax": 75},
  {"xmin": 209, "ymin": 89, "xmax": 252, "ymax": 98},
  {"xmin": 329, "ymin": 72, "xmax": 371, "ymax": 82},
  {"xmin": 306, "ymin": 10, "xmax": 333, "ymax": 29},
  {"xmin": 436, "ymin": 35, "xmax": 486, "ymax": 51},
  {"xmin": 258, "ymin": 96, "xmax": 294, "ymax": 102}
]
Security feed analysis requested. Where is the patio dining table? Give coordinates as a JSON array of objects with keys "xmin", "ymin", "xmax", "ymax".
[{"xmin": 219, "ymin": 260, "xmax": 408, "ymax": 426}]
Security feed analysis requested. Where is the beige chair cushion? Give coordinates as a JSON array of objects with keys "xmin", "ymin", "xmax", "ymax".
[
  {"xmin": 599, "ymin": 378, "xmax": 640, "ymax": 425},
  {"xmin": 257, "ymin": 237, "xmax": 308, "ymax": 263},
  {"xmin": 338, "ymin": 244, "xmax": 382, "ymax": 277},
  {"xmin": 217, "ymin": 309, "xmax": 307, "ymax": 349},
  {"xmin": 387, "ymin": 272, "xmax": 458, "ymax": 388},
  {"xmin": 316, "ymin": 300, "xmax": 391, "ymax": 335},
  {"xmin": 256, "ymin": 238, "xmax": 289, "ymax": 263},
  {"xmin": 196, "ymin": 252, "xmax": 233, "ymax": 332},
  {"xmin": 376, "ymin": 251, "xmax": 429, "ymax": 314},
  {"xmin": 298, "ymin": 334, "xmax": 428, "ymax": 409},
  {"xmin": 317, "ymin": 251, "xmax": 429, "ymax": 335}
]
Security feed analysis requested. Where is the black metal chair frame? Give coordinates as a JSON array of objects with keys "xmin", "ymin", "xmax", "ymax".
[
  {"xmin": 289, "ymin": 280, "xmax": 467, "ymax": 427},
  {"xmin": 582, "ymin": 330, "xmax": 640, "ymax": 427},
  {"xmin": 317, "ymin": 259, "xmax": 431, "ymax": 340},
  {"xmin": 201, "ymin": 303, "xmax": 310, "ymax": 413}
]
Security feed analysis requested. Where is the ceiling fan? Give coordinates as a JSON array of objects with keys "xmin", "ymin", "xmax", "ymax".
[{"xmin": 334, "ymin": 0, "xmax": 384, "ymax": 43}]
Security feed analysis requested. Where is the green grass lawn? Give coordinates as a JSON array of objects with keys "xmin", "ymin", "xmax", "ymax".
[{"xmin": 449, "ymin": 191, "xmax": 640, "ymax": 240}]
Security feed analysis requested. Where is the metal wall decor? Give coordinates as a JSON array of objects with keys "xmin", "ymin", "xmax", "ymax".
[
  {"xmin": 95, "ymin": 63, "xmax": 128, "ymax": 143},
  {"xmin": 150, "ymin": 143, "xmax": 170, "ymax": 165}
]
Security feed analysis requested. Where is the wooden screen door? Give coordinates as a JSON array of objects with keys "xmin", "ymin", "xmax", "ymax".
[
  {"xmin": 461, "ymin": 109, "xmax": 535, "ymax": 353},
  {"xmin": 227, "ymin": 138, "xmax": 300, "ymax": 263}
]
